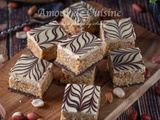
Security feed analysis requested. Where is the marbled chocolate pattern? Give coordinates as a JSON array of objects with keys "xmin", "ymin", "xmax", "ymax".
[
  {"xmin": 60, "ymin": 31, "xmax": 102, "ymax": 55},
  {"xmin": 10, "ymin": 54, "xmax": 52, "ymax": 81},
  {"xmin": 64, "ymin": 1, "xmax": 99, "ymax": 23},
  {"xmin": 103, "ymin": 18, "xmax": 135, "ymax": 40},
  {"xmin": 110, "ymin": 48, "xmax": 145, "ymax": 72},
  {"xmin": 28, "ymin": 21, "xmax": 67, "ymax": 49},
  {"xmin": 62, "ymin": 84, "xmax": 100, "ymax": 114}
]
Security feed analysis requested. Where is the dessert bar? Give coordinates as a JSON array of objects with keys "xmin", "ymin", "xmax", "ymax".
[
  {"xmin": 61, "ymin": 1, "xmax": 100, "ymax": 35},
  {"xmin": 100, "ymin": 18, "xmax": 136, "ymax": 55},
  {"xmin": 55, "ymin": 31, "xmax": 103, "ymax": 76},
  {"xmin": 61, "ymin": 84, "xmax": 101, "ymax": 120},
  {"xmin": 108, "ymin": 48, "xmax": 145, "ymax": 87},
  {"xmin": 27, "ymin": 21, "xmax": 68, "ymax": 61},
  {"xmin": 9, "ymin": 54, "xmax": 54, "ymax": 98}
]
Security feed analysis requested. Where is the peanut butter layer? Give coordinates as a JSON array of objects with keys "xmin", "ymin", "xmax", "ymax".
[{"xmin": 60, "ymin": 67, "xmax": 97, "ymax": 85}]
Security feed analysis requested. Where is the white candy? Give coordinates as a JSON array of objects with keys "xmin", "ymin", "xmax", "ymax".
[
  {"xmin": 0, "ymin": 54, "xmax": 8, "ymax": 63},
  {"xmin": 113, "ymin": 87, "xmax": 125, "ymax": 98},
  {"xmin": 16, "ymin": 31, "xmax": 27, "ymax": 39},
  {"xmin": 12, "ymin": 112, "xmax": 22, "ymax": 117},
  {"xmin": 31, "ymin": 99, "xmax": 44, "ymax": 108}
]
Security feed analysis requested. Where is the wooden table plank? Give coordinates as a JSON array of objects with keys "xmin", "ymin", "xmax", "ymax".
[
  {"xmin": 139, "ymin": 80, "xmax": 160, "ymax": 119},
  {"xmin": 0, "ymin": 0, "xmax": 8, "ymax": 67},
  {"xmin": 8, "ymin": 2, "xmax": 31, "ymax": 58},
  {"xmin": 119, "ymin": 0, "xmax": 160, "ymax": 35}
]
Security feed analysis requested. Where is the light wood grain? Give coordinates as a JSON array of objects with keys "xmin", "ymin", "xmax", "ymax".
[{"xmin": 0, "ymin": 1, "xmax": 160, "ymax": 120}]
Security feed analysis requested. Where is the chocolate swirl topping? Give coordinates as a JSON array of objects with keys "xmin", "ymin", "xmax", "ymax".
[
  {"xmin": 110, "ymin": 48, "xmax": 145, "ymax": 72},
  {"xmin": 103, "ymin": 18, "xmax": 135, "ymax": 40},
  {"xmin": 10, "ymin": 54, "xmax": 52, "ymax": 81},
  {"xmin": 28, "ymin": 21, "xmax": 68, "ymax": 49},
  {"xmin": 63, "ymin": 1, "xmax": 99, "ymax": 23},
  {"xmin": 59, "ymin": 31, "xmax": 102, "ymax": 56},
  {"xmin": 62, "ymin": 84, "xmax": 101, "ymax": 114}
]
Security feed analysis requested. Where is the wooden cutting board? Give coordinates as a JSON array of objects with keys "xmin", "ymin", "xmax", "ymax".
[{"xmin": 0, "ymin": 1, "xmax": 160, "ymax": 120}]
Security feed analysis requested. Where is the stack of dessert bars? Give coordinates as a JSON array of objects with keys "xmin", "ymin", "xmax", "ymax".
[
  {"xmin": 56, "ymin": 2, "xmax": 102, "ymax": 119},
  {"xmin": 8, "ymin": 1, "xmax": 146, "ymax": 120},
  {"xmin": 9, "ymin": 21, "xmax": 68, "ymax": 99},
  {"xmin": 54, "ymin": 31, "xmax": 103, "ymax": 85},
  {"xmin": 55, "ymin": 1, "xmax": 104, "ymax": 85},
  {"xmin": 9, "ymin": 2, "xmax": 102, "ymax": 120},
  {"xmin": 100, "ymin": 17, "xmax": 145, "ymax": 87}
]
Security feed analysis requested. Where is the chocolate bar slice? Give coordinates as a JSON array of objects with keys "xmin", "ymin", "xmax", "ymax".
[
  {"xmin": 27, "ymin": 21, "xmax": 68, "ymax": 61},
  {"xmin": 9, "ymin": 54, "xmax": 54, "ymax": 98},
  {"xmin": 100, "ymin": 18, "xmax": 136, "ymax": 56},
  {"xmin": 61, "ymin": 84, "xmax": 101, "ymax": 120},
  {"xmin": 108, "ymin": 47, "xmax": 145, "ymax": 87},
  {"xmin": 61, "ymin": 1, "xmax": 100, "ymax": 35},
  {"xmin": 55, "ymin": 31, "xmax": 103, "ymax": 76}
]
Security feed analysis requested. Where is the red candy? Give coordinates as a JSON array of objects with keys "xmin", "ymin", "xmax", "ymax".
[
  {"xmin": 27, "ymin": 112, "xmax": 40, "ymax": 120},
  {"xmin": 12, "ymin": 112, "xmax": 25, "ymax": 120},
  {"xmin": 23, "ymin": 26, "xmax": 31, "ymax": 32},
  {"xmin": 145, "ymin": 68, "xmax": 151, "ymax": 78},
  {"xmin": 151, "ymin": 55, "xmax": 160, "ymax": 63},
  {"xmin": 129, "ymin": 111, "xmax": 138, "ymax": 120},
  {"xmin": 155, "ymin": 86, "xmax": 160, "ymax": 96},
  {"xmin": 132, "ymin": 3, "xmax": 143, "ymax": 13},
  {"xmin": 8, "ymin": 2, "xmax": 19, "ymax": 9},
  {"xmin": 141, "ymin": 114, "xmax": 151, "ymax": 120}
]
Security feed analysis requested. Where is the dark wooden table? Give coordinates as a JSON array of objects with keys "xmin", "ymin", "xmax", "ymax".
[{"xmin": 0, "ymin": 0, "xmax": 160, "ymax": 119}]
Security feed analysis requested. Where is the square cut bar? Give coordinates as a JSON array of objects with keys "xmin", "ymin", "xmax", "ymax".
[
  {"xmin": 61, "ymin": 1, "xmax": 100, "ymax": 35},
  {"xmin": 60, "ymin": 67, "xmax": 97, "ymax": 85},
  {"xmin": 100, "ymin": 17, "xmax": 136, "ymax": 56},
  {"xmin": 55, "ymin": 31, "xmax": 103, "ymax": 76},
  {"xmin": 108, "ymin": 48, "xmax": 145, "ymax": 87},
  {"xmin": 27, "ymin": 21, "xmax": 68, "ymax": 61},
  {"xmin": 9, "ymin": 54, "xmax": 54, "ymax": 99},
  {"xmin": 61, "ymin": 84, "xmax": 101, "ymax": 120}
]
